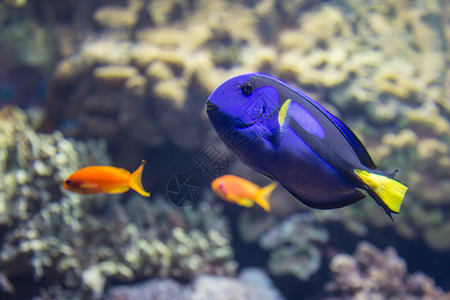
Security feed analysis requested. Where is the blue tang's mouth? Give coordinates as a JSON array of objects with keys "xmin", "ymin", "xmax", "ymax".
[
  {"xmin": 206, "ymin": 100, "xmax": 218, "ymax": 112},
  {"xmin": 206, "ymin": 99, "xmax": 264, "ymax": 128}
]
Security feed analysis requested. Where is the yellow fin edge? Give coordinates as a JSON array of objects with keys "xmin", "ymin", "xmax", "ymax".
[
  {"xmin": 254, "ymin": 182, "xmax": 277, "ymax": 212},
  {"xmin": 129, "ymin": 160, "xmax": 150, "ymax": 197},
  {"xmin": 236, "ymin": 198, "xmax": 255, "ymax": 207},
  {"xmin": 107, "ymin": 186, "xmax": 130, "ymax": 194},
  {"xmin": 354, "ymin": 169, "xmax": 408, "ymax": 213}
]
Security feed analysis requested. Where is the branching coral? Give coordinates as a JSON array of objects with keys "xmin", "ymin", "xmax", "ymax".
[
  {"xmin": 275, "ymin": 0, "xmax": 450, "ymax": 251},
  {"xmin": 0, "ymin": 106, "xmax": 109, "ymax": 228},
  {"xmin": 34, "ymin": 0, "xmax": 450, "ymax": 251},
  {"xmin": 325, "ymin": 241, "xmax": 450, "ymax": 299},
  {"xmin": 238, "ymin": 211, "xmax": 328, "ymax": 281},
  {"xmin": 0, "ymin": 107, "xmax": 236, "ymax": 299},
  {"xmin": 2, "ymin": 193, "xmax": 236, "ymax": 299},
  {"xmin": 41, "ymin": 0, "xmax": 272, "ymax": 151}
]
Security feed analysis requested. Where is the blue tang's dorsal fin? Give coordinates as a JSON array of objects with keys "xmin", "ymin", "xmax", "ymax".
[
  {"xmin": 321, "ymin": 110, "xmax": 377, "ymax": 169},
  {"xmin": 276, "ymin": 76, "xmax": 377, "ymax": 169}
]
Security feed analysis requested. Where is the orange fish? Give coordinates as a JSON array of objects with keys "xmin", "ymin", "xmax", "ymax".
[
  {"xmin": 63, "ymin": 160, "xmax": 150, "ymax": 197},
  {"xmin": 211, "ymin": 174, "xmax": 277, "ymax": 212}
]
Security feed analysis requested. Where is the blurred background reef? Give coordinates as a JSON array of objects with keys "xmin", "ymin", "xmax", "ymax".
[{"xmin": 0, "ymin": 0, "xmax": 449, "ymax": 299}]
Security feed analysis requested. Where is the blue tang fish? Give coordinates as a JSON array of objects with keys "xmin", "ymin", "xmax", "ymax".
[{"xmin": 206, "ymin": 73, "xmax": 408, "ymax": 219}]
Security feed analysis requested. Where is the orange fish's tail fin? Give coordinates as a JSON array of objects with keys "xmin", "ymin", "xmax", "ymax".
[
  {"xmin": 354, "ymin": 169, "xmax": 408, "ymax": 220},
  {"xmin": 254, "ymin": 182, "xmax": 277, "ymax": 212},
  {"xmin": 129, "ymin": 160, "xmax": 150, "ymax": 197}
]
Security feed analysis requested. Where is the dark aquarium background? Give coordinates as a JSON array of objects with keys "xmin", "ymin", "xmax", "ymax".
[{"xmin": 0, "ymin": 0, "xmax": 449, "ymax": 299}]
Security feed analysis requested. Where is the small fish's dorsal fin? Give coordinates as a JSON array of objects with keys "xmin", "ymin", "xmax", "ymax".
[
  {"xmin": 254, "ymin": 182, "xmax": 277, "ymax": 212},
  {"xmin": 115, "ymin": 168, "xmax": 131, "ymax": 176},
  {"xmin": 129, "ymin": 160, "xmax": 150, "ymax": 197}
]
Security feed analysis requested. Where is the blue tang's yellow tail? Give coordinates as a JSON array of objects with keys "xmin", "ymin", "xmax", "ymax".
[{"xmin": 354, "ymin": 169, "xmax": 408, "ymax": 216}]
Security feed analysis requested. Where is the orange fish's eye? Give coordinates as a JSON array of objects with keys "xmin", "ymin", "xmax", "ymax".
[
  {"xmin": 219, "ymin": 182, "xmax": 226, "ymax": 194},
  {"xmin": 65, "ymin": 180, "xmax": 71, "ymax": 185}
]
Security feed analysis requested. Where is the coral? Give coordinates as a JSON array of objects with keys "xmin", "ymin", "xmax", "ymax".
[
  {"xmin": 40, "ymin": 0, "xmax": 284, "ymax": 152},
  {"xmin": 0, "ymin": 107, "xmax": 236, "ymax": 299},
  {"xmin": 260, "ymin": 213, "xmax": 328, "ymax": 280},
  {"xmin": 79, "ymin": 195, "xmax": 236, "ymax": 299},
  {"xmin": 327, "ymin": 1, "xmax": 450, "ymax": 245},
  {"xmin": 0, "ymin": 106, "xmax": 110, "ymax": 295},
  {"xmin": 1, "ymin": 0, "xmax": 448, "ymax": 298},
  {"xmin": 277, "ymin": 6, "xmax": 353, "ymax": 87},
  {"xmin": 93, "ymin": 65, "xmax": 139, "ymax": 87},
  {"xmin": 105, "ymin": 278, "xmax": 187, "ymax": 300},
  {"xmin": 93, "ymin": 6, "xmax": 138, "ymax": 29},
  {"xmin": 0, "ymin": 2, "xmax": 56, "ymax": 73},
  {"xmin": 1, "ymin": 192, "xmax": 236, "ymax": 299},
  {"xmin": 33, "ymin": 0, "xmax": 450, "ymax": 251},
  {"xmin": 104, "ymin": 267, "xmax": 284, "ymax": 300},
  {"xmin": 238, "ymin": 211, "xmax": 328, "ymax": 281},
  {"xmin": 274, "ymin": 0, "xmax": 450, "ymax": 251},
  {"xmin": 324, "ymin": 241, "xmax": 450, "ymax": 299},
  {"xmin": 0, "ymin": 106, "xmax": 109, "ymax": 228},
  {"xmin": 4, "ymin": 0, "xmax": 26, "ymax": 8}
]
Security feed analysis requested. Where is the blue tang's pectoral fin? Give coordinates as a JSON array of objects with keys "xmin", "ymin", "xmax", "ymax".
[
  {"xmin": 263, "ymin": 98, "xmax": 291, "ymax": 144},
  {"xmin": 283, "ymin": 184, "xmax": 366, "ymax": 210}
]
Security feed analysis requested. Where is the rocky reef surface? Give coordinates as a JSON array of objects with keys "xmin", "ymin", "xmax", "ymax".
[{"xmin": 103, "ymin": 267, "xmax": 284, "ymax": 300}]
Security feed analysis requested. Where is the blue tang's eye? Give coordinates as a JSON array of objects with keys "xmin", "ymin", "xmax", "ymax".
[{"xmin": 241, "ymin": 81, "xmax": 253, "ymax": 96}]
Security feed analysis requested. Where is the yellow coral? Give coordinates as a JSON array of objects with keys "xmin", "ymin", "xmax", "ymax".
[
  {"xmin": 241, "ymin": 46, "xmax": 276, "ymax": 71},
  {"xmin": 137, "ymin": 28, "xmax": 185, "ymax": 48},
  {"xmin": 131, "ymin": 44, "xmax": 161, "ymax": 68},
  {"xmin": 146, "ymin": 61, "xmax": 174, "ymax": 81},
  {"xmin": 153, "ymin": 79, "xmax": 186, "ymax": 108},
  {"xmin": 93, "ymin": 65, "xmax": 139, "ymax": 87},
  {"xmin": 147, "ymin": 0, "xmax": 185, "ymax": 27},
  {"xmin": 125, "ymin": 75, "xmax": 147, "ymax": 98},
  {"xmin": 81, "ymin": 39, "xmax": 132, "ymax": 65},
  {"xmin": 372, "ymin": 60, "xmax": 416, "ymax": 100},
  {"xmin": 368, "ymin": 13, "xmax": 393, "ymax": 36},
  {"xmin": 417, "ymin": 138, "xmax": 448, "ymax": 161},
  {"xmin": 94, "ymin": 6, "xmax": 138, "ymax": 29},
  {"xmin": 406, "ymin": 104, "xmax": 450, "ymax": 136},
  {"xmin": 302, "ymin": 6, "xmax": 352, "ymax": 40},
  {"xmin": 381, "ymin": 129, "xmax": 418, "ymax": 150}
]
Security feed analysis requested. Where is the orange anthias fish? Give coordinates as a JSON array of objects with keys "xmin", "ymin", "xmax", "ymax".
[
  {"xmin": 211, "ymin": 174, "xmax": 277, "ymax": 212},
  {"xmin": 63, "ymin": 160, "xmax": 150, "ymax": 197}
]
